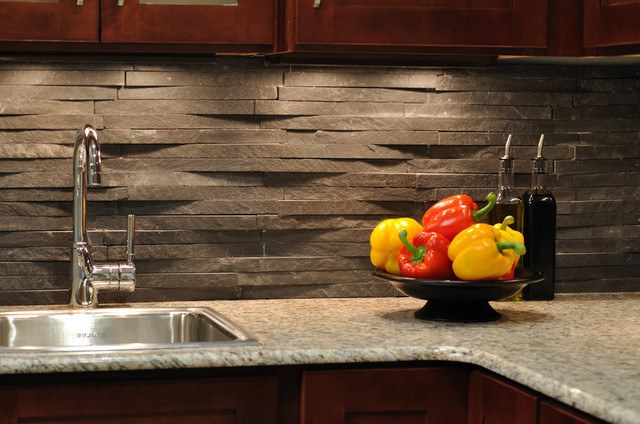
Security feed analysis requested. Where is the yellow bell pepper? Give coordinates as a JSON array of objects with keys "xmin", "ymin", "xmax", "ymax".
[
  {"xmin": 494, "ymin": 215, "xmax": 524, "ymax": 245},
  {"xmin": 493, "ymin": 215, "xmax": 526, "ymax": 278},
  {"xmin": 447, "ymin": 223, "xmax": 526, "ymax": 281},
  {"xmin": 370, "ymin": 218, "xmax": 423, "ymax": 275}
]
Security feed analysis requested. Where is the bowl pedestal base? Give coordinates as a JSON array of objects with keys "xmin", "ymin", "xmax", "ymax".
[{"xmin": 415, "ymin": 299, "xmax": 501, "ymax": 322}]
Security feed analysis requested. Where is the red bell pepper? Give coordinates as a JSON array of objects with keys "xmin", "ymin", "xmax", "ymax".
[
  {"xmin": 397, "ymin": 229, "xmax": 453, "ymax": 280},
  {"xmin": 422, "ymin": 192, "xmax": 496, "ymax": 242}
]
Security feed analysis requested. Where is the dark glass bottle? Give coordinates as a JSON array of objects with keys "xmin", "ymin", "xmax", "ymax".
[
  {"xmin": 487, "ymin": 134, "xmax": 524, "ymax": 233},
  {"xmin": 522, "ymin": 134, "xmax": 556, "ymax": 300}
]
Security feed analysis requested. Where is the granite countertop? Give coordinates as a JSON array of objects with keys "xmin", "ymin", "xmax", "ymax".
[{"xmin": 0, "ymin": 293, "xmax": 638, "ymax": 423}]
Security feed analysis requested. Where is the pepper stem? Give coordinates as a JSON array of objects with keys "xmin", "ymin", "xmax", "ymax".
[
  {"xmin": 497, "ymin": 241, "xmax": 526, "ymax": 255},
  {"xmin": 501, "ymin": 215, "xmax": 515, "ymax": 231},
  {"xmin": 398, "ymin": 229, "xmax": 426, "ymax": 264},
  {"xmin": 472, "ymin": 192, "xmax": 496, "ymax": 222}
]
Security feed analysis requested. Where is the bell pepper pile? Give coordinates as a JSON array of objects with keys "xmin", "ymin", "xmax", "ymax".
[{"xmin": 369, "ymin": 192, "xmax": 526, "ymax": 281}]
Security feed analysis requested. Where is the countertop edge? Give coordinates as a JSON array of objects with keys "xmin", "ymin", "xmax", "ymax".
[{"xmin": 0, "ymin": 344, "xmax": 635, "ymax": 424}]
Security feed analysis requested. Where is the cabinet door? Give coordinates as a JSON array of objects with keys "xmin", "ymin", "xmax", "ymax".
[
  {"xmin": 300, "ymin": 367, "xmax": 468, "ymax": 424},
  {"xmin": 290, "ymin": 0, "xmax": 548, "ymax": 54},
  {"xmin": 0, "ymin": 0, "xmax": 98, "ymax": 41},
  {"xmin": 539, "ymin": 400, "xmax": 605, "ymax": 424},
  {"xmin": 101, "ymin": 0, "xmax": 275, "ymax": 52},
  {"xmin": 2, "ymin": 376, "xmax": 279, "ymax": 424},
  {"xmin": 584, "ymin": 0, "xmax": 640, "ymax": 49},
  {"xmin": 468, "ymin": 370, "xmax": 537, "ymax": 424}
]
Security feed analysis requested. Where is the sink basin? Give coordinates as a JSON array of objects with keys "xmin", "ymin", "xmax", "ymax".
[{"xmin": 0, "ymin": 307, "xmax": 260, "ymax": 352}]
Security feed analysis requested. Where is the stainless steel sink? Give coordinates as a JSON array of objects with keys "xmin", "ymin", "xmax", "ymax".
[{"xmin": 0, "ymin": 307, "xmax": 260, "ymax": 352}]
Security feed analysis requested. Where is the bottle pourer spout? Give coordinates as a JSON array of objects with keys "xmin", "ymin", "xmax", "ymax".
[
  {"xmin": 537, "ymin": 134, "xmax": 545, "ymax": 158},
  {"xmin": 533, "ymin": 134, "xmax": 547, "ymax": 174},
  {"xmin": 501, "ymin": 134, "xmax": 513, "ymax": 160}
]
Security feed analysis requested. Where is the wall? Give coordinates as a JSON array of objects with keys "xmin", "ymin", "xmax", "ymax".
[{"xmin": 0, "ymin": 58, "xmax": 638, "ymax": 305}]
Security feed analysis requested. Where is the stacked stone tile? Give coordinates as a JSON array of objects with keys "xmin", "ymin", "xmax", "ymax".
[{"xmin": 0, "ymin": 59, "xmax": 638, "ymax": 304}]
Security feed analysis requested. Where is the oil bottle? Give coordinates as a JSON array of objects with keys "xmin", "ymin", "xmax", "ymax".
[
  {"xmin": 488, "ymin": 134, "xmax": 524, "ymax": 300},
  {"xmin": 487, "ymin": 134, "xmax": 524, "ymax": 233},
  {"xmin": 522, "ymin": 134, "xmax": 556, "ymax": 300}
]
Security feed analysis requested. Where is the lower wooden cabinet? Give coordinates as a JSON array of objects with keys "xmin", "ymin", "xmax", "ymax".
[
  {"xmin": 468, "ymin": 370, "xmax": 537, "ymax": 423},
  {"xmin": 539, "ymin": 400, "xmax": 605, "ymax": 424},
  {"xmin": 300, "ymin": 367, "xmax": 468, "ymax": 424},
  {"xmin": 0, "ymin": 366, "xmax": 609, "ymax": 424},
  {"xmin": 468, "ymin": 370, "xmax": 605, "ymax": 424},
  {"xmin": 0, "ymin": 376, "xmax": 279, "ymax": 424}
]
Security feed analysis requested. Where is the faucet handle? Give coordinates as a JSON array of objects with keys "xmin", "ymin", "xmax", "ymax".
[{"xmin": 127, "ymin": 214, "xmax": 135, "ymax": 264}]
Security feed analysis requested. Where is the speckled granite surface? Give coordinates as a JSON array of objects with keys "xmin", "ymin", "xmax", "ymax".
[{"xmin": 0, "ymin": 293, "xmax": 638, "ymax": 423}]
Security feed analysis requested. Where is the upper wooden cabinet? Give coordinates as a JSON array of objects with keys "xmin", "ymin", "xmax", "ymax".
[
  {"xmin": 2, "ymin": 0, "xmax": 640, "ymax": 56},
  {"xmin": 0, "ymin": 0, "xmax": 275, "ymax": 53},
  {"xmin": 0, "ymin": 0, "xmax": 99, "ymax": 42},
  {"xmin": 584, "ymin": 0, "xmax": 640, "ymax": 53},
  {"xmin": 101, "ymin": 0, "xmax": 275, "ymax": 52},
  {"xmin": 282, "ymin": 0, "xmax": 549, "ymax": 56}
]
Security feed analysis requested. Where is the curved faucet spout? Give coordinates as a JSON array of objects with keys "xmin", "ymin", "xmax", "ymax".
[
  {"xmin": 84, "ymin": 126, "xmax": 102, "ymax": 188},
  {"xmin": 73, "ymin": 125, "xmax": 101, "ymax": 247},
  {"xmin": 70, "ymin": 125, "xmax": 136, "ymax": 308}
]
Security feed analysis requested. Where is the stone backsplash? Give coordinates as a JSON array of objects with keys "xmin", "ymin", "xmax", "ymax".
[{"xmin": 0, "ymin": 57, "xmax": 638, "ymax": 304}]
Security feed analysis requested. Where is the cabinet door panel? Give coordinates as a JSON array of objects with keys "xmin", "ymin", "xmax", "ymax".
[
  {"xmin": 294, "ymin": 0, "xmax": 547, "ymax": 51},
  {"xmin": 584, "ymin": 0, "xmax": 640, "ymax": 47},
  {"xmin": 468, "ymin": 370, "xmax": 537, "ymax": 424},
  {"xmin": 539, "ymin": 400, "xmax": 605, "ymax": 424},
  {"xmin": 101, "ymin": 0, "xmax": 275, "ymax": 51},
  {"xmin": 0, "ymin": 0, "xmax": 99, "ymax": 41},
  {"xmin": 300, "ymin": 367, "xmax": 467, "ymax": 424},
  {"xmin": 9, "ymin": 376, "xmax": 279, "ymax": 424}
]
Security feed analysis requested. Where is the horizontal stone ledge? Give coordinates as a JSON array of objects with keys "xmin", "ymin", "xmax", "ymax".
[
  {"xmin": 240, "ymin": 281, "xmax": 399, "ymax": 299},
  {"xmin": 100, "ymin": 128, "xmax": 286, "ymax": 144},
  {"xmin": 0, "ymin": 70, "xmax": 124, "ymax": 86},
  {"xmin": 125, "ymin": 71, "xmax": 283, "ymax": 87},
  {"xmin": 118, "ymin": 85, "xmax": 278, "ymax": 100}
]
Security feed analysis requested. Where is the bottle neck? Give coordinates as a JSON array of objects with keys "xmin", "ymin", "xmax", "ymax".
[
  {"xmin": 530, "ymin": 158, "xmax": 549, "ymax": 192},
  {"xmin": 497, "ymin": 170, "xmax": 515, "ymax": 195},
  {"xmin": 531, "ymin": 171, "xmax": 547, "ymax": 191},
  {"xmin": 496, "ymin": 158, "xmax": 520, "ymax": 204}
]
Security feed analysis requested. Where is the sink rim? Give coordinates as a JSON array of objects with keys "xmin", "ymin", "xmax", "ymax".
[{"xmin": 0, "ymin": 306, "xmax": 261, "ymax": 353}]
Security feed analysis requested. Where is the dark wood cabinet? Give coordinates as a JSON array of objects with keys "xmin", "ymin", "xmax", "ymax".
[
  {"xmin": 584, "ymin": 0, "xmax": 640, "ymax": 54},
  {"xmin": 468, "ymin": 370, "xmax": 605, "ymax": 424},
  {"xmin": 3, "ymin": 0, "xmax": 640, "ymax": 57},
  {"xmin": 101, "ymin": 0, "xmax": 275, "ymax": 52},
  {"xmin": 0, "ymin": 0, "xmax": 99, "ymax": 42},
  {"xmin": 300, "ymin": 367, "xmax": 468, "ymax": 424},
  {"xmin": 468, "ymin": 370, "xmax": 537, "ymax": 424},
  {"xmin": 283, "ymin": 0, "xmax": 549, "ymax": 56},
  {"xmin": 0, "ymin": 0, "xmax": 275, "ymax": 53},
  {"xmin": 0, "ymin": 366, "xmax": 611, "ymax": 424},
  {"xmin": 539, "ymin": 400, "xmax": 605, "ymax": 424},
  {"xmin": 0, "ymin": 376, "xmax": 279, "ymax": 424}
]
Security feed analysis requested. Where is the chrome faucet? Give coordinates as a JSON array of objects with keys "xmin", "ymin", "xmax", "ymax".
[{"xmin": 70, "ymin": 125, "xmax": 136, "ymax": 308}]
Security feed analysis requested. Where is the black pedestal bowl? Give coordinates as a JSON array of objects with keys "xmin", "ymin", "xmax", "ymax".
[{"xmin": 373, "ymin": 268, "xmax": 543, "ymax": 322}]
